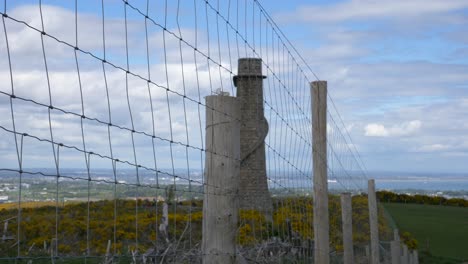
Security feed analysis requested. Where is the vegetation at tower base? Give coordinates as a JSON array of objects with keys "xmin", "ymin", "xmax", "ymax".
[{"xmin": 0, "ymin": 194, "xmax": 393, "ymax": 261}]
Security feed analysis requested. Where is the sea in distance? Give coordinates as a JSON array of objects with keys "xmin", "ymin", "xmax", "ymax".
[{"xmin": 0, "ymin": 168, "xmax": 467, "ymax": 199}]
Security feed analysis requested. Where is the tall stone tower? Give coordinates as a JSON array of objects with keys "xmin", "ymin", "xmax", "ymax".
[{"xmin": 234, "ymin": 58, "xmax": 272, "ymax": 213}]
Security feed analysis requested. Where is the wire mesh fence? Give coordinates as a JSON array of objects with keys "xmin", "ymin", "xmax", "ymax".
[{"xmin": 0, "ymin": 0, "xmax": 378, "ymax": 263}]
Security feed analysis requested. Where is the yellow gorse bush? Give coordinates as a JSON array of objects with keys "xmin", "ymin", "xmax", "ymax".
[{"xmin": 0, "ymin": 195, "xmax": 395, "ymax": 256}]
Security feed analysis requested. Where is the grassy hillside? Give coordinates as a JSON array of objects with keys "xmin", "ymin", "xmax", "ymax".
[{"xmin": 383, "ymin": 203, "xmax": 468, "ymax": 261}]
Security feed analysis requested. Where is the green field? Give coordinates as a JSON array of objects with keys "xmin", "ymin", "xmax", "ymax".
[{"xmin": 383, "ymin": 203, "xmax": 468, "ymax": 261}]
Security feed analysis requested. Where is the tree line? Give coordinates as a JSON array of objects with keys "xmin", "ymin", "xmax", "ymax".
[{"xmin": 377, "ymin": 191, "xmax": 468, "ymax": 207}]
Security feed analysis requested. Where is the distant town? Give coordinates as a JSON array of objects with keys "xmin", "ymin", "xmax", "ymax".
[{"xmin": 1, "ymin": 169, "xmax": 467, "ymax": 205}]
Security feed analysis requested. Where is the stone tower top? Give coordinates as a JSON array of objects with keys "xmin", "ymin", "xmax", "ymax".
[
  {"xmin": 237, "ymin": 58, "xmax": 263, "ymax": 76},
  {"xmin": 234, "ymin": 58, "xmax": 266, "ymax": 87}
]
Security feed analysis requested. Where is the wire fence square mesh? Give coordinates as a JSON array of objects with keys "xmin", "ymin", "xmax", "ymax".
[{"xmin": 0, "ymin": 0, "xmax": 375, "ymax": 263}]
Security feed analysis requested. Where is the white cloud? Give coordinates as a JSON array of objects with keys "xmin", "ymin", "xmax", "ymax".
[
  {"xmin": 276, "ymin": 0, "xmax": 468, "ymax": 23},
  {"xmin": 417, "ymin": 144, "xmax": 450, "ymax": 152},
  {"xmin": 364, "ymin": 123, "xmax": 388, "ymax": 137},
  {"xmin": 364, "ymin": 120, "xmax": 421, "ymax": 137},
  {"xmin": 392, "ymin": 120, "xmax": 422, "ymax": 136}
]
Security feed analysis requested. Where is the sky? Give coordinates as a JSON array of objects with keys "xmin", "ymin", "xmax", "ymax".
[
  {"xmin": 0, "ymin": 0, "xmax": 467, "ymax": 176},
  {"xmin": 270, "ymin": 0, "xmax": 468, "ymax": 173}
]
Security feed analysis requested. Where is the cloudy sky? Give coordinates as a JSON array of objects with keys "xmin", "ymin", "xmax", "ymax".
[
  {"xmin": 271, "ymin": 0, "xmax": 468, "ymax": 173},
  {"xmin": 0, "ymin": 0, "xmax": 467, "ymax": 177}
]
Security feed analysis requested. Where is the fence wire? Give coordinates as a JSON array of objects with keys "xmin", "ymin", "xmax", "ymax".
[{"xmin": 0, "ymin": 0, "xmax": 372, "ymax": 263}]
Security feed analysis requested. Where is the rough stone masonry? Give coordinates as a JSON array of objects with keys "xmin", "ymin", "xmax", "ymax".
[{"xmin": 234, "ymin": 58, "xmax": 272, "ymax": 214}]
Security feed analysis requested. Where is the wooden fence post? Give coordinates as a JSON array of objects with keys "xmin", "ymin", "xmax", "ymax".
[
  {"xmin": 368, "ymin": 179, "xmax": 380, "ymax": 263},
  {"xmin": 202, "ymin": 94, "xmax": 241, "ymax": 264},
  {"xmin": 311, "ymin": 80, "xmax": 329, "ymax": 263},
  {"xmin": 341, "ymin": 192, "xmax": 354, "ymax": 264}
]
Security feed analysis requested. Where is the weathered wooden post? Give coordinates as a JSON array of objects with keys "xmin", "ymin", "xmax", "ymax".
[
  {"xmin": 104, "ymin": 240, "xmax": 112, "ymax": 264},
  {"xmin": 412, "ymin": 250, "xmax": 418, "ymax": 264},
  {"xmin": 391, "ymin": 229, "xmax": 401, "ymax": 264},
  {"xmin": 341, "ymin": 192, "xmax": 354, "ymax": 264},
  {"xmin": 401, "ymin": 244, "xmax": 409, "ymax": 264},
  {"xmin": 2, "ymin": 221, "xmax": 7, "ymax": 241},
  {"xmin": 311, "ymin": 80, "xmax": 329, "ymax": 263},
  {"xmin": 368, "ymin": 179, "xmax": 380, "ymax": 263},
  {"xmin": 202, "ymin": 94, "xmax": 241, "ymax": 264},
  {"xmin": 234, "ymin": 58, "xmax": 272, "ymax": 215},
  {"xmin": 365, "ymin": 245, "xmax": 371, "ymax": 263}
]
